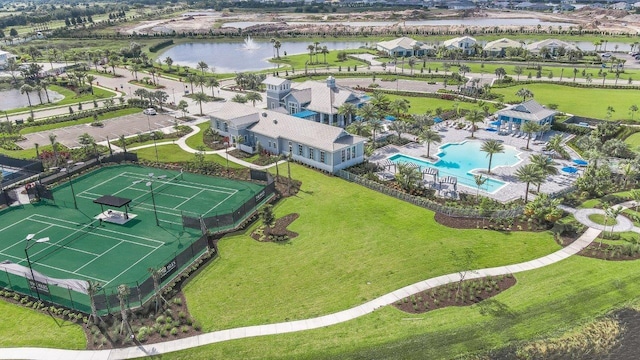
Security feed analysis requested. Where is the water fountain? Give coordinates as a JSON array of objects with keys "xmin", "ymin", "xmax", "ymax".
[{"xmin": 242, "ymin": 35, "xmax": 261, "ymax": 50}]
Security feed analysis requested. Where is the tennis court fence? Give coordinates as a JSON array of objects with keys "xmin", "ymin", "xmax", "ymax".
[
  {"xmin": 0, "ymin": 155, "xmax": 43, "ymax": 189},
  {"xmin": 181, "ymin": 169, "xmax": 277, "ymax": 234},
  {"xmin": 0, "ymin": 232, "xmax": 213, "ymax": 316}
]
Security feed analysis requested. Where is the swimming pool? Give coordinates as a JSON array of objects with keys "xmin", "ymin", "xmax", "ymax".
[{"xmin": 389, "ymin": 141, "xmax": 522, "ymax": 193}]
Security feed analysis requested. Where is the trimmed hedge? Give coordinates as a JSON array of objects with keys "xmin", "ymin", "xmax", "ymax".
[{"xmin": 149, "ymin": 39, "xmax": 174, "ymax": 53}]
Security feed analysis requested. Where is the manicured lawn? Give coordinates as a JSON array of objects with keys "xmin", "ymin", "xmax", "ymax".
[
  {"xmin": 19, "ymin": 107, "xmax": 142, "ymax": 135},
  {"xmin": 183, "ymin": 164, "xmax": 560, "ymax": 334},
  {"xmin": 184, "ymin": 122, "xmax": 217, "ymax": 151},
  {"xmin": 0, "ymin": 301, "xmax": 85, "ymax": 349},
  {"xmin": 588, "ymin": 213, "xmax": 615, "ymax": 226},
  {"xmin": 133, "ymin": 144, "xmax": 245, "ymax": 169},
  {"xmin": 384, "ymin": 94, "xmax": 499, "ymax": 115},
  {"xmin": 270, "ymin": 48, "xmax": 372, "ymax": 71},
  {"xmin": 624, "ymin": 132, "xmax": 640, "ymax": 152},
  {"xmin": 172, "ymin": 220, "xmax": 640, "ymax": 359},
  {"xmin": 491, "ymin": 84, "xmax": 640, "ymax": 120}
]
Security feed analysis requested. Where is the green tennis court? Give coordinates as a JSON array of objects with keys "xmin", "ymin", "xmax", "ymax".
[{"xmin": 0, "ymin": 164, "xmax": 267, "ymax": 313}]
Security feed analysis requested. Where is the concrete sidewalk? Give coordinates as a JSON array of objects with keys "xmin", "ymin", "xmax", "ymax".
[{"xmin": 0, "ymin": 224, "xmax": 601, "ymax": 360}]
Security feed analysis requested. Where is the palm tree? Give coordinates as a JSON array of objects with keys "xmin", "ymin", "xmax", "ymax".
[
  {"xmin": 119, "ymin": 134, "xmax": 127, "ymax": 154},
  {"xmin": 117, "ymin": 284, "xmax": 130, "ymax": 335},
  {"xmin": 164, "ymin": 56, "xmax": 173, "ymax": 71},
  {"xmin": 178, "ymin": 100, "xmax": 189, "ymax": 118},
  {"xmin": 48, "ymin": 133, "xmax": 58, "ymax": 166},
  {"xmin": 546, "ymin": 134, "xmax": 569, "ymax": 159},
  {"xmin": 307, "ymin": 44, "xmax": 315, "ymax": 63},
  {"xmin": 529, "ymin": 153, "xmax": 558, "ymax": 192},
  {"xmin": 389, "ymin": 98, "xmax": 410, "ymax": 119},
  {"xmin": 274, "ymin": 40, "xmax": 282, "ymax": 59},
  {"xmin": 346, "ymin": 120, "xmax": 370, "ymax": 137},
  {"xmin": 186, "ymin": 73, "xmax": 196, "ymax": 94},
  {"xmin": 515, "ymin": 163, "xmax": 544, "ymax": 202},
  {"xmin": 602, "ymin": 71, "xmax": 608, "ymax": 85},
  {"xmin": 395, "ymin": 162, "xmax": 421, "ymax": 191},
  {"xmin": 515, "ymin": 88, "xmax": 534, "ymax": 102},
  {"xmin": 408, "ymin": 57, "xmax": 416, "ymax": 75},
  {"xmin": 481, "ymin": 139, "xmax": 504, "ymax": 174},
  {"xmin": 197, "ymin": 61, "xmax": 208, "ymax": 75},
  {"xmin": 513, "ymin": 66, "xmax": 524, "ymax": 80},
  {"xmin": 195, "ymin": 75, "xmax": 206, "ymax": 93},
  {"xmin": 338, "ymin": 103, "xmax": 357, "ymax": 126},
  {"xmin": 85, "ymin": 74, "xmax": 96, "ymax": 95},
  {"xmin": 33, "ymin": 85, "xmax": 44, "ymax": 105},
  {"xmin": 465, "ymin": 109, "xmax": 484, "ymax": 138},
  {"xmin": 192, "ymin": 92, "xmax": 210, "ymax": 115},
  {"xmin": 129, "ymin": 64, "xmax": 140, "ymax": 81},
  {"xmin": 522, "ymin": 121, "xmax": 541, "ymax": 150},
  {"xmin": 148, "ymin": 267, "xmax": 168, "ymax": 314},
  {"xmin": 40, "ymin": 78, "xmax": 51, "ymax": 103},
  {"xmin": 370, "ymin": 91, "xmax": 390, "ymax": 114},
  {"xmin": 368, "ymin": 118, "xmax": 384, "ymax": 149},
  {"xmin": 314, "ymin": 41, "xmax": 321, "ymax": 63},
  {"xmin": 474, "ymin": 174, "xmax": 487, "ymax": 201},
  {"xmin": 321, "ymin": 46, "xmax": 329, "ymax": 64},
  {"xmin": 20, "ymin": 84, "xmax": 34, "ymax": 108},
  {"xmin": 206, "ymin": 77, "xmax": 220, "ymax": 98},
  {"xmin": 418, "ymin": 128, "xmax": 442, "ymax": 158},
  {"xmin": 86, "ymin": 281, "xmax": 103, "ymax": 326},
  {"xmin": 245, "ymin": 92, "xmax": 263, "ymax": 107},
  {"xmin": 388, "ymin": 120, "xmax": 407, "ymax": 141},
  {"xmin": 629, "ymin": 104, "xmax": 638, "ymax": 120}
]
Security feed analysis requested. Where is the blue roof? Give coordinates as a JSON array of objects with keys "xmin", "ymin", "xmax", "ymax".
[{"xmin": 292, "ymin": 110, "xmax": 317, "ymax": 118}]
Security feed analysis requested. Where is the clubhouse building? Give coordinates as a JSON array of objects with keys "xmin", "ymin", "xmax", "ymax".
[
  {"xmin": 210, "ymin": 102, "xmax": 366, "ymax": 173},
  {"xmin": 263, "ymin": 76, "xmax": 369, "ymax": 128},
  {"xmin": 495, "ymin": 99, "xmax": 557, "ymax": 133}
]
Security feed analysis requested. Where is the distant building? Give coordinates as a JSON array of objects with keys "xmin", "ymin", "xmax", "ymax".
[
  {"xmin": 376, "ymin": 37, "xmax": 435, "ymax": 57},
  {"xmin": 526, "ymin": 39, "xmax": 577, "ymax": 56},
  {"xmin": 263, "ymin": 76, "xmax": 369, "ymax": 127},
  {"xmin": 447, "ymin": 0, "xmax": 476, "ymax": 9},
  {"xmin": 0, "ymin": 50, "xmax": 16, "ymax": 70},
  {"xmin": 210, "ymin": 102, "xmax": 366, "ymax": 173},
  {"xmin": 483, "ymin": 38, "xmax": 522, "ymax": 57},
  {"xmin": 442, "ymin": 36, "xmax": 477, "ymax": 55}
]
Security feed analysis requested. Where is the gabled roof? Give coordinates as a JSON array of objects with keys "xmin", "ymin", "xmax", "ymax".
[
  {"xmin": 247, "ymin": 108, "xmax": 366, "ymax": 151},
  {"xmin": 526, "ymin": 39, "xmax": 577, "ymax": 51},
  {"xmin": 377, "ymin": 37, "xmax": 424, "ymax": 51},
  {"xmin": 262, "ymin": 77, "xmax": 289, "ymax": 86},
  {"xmin": 291, "ymin": 80, "xmax": 366, "ymax": 115},
  {"xmin": 496, "ymin": 99, "xmax": 557, "ymax": 122},
  {"xmin": 285, "ymin": 88, "xmax": 312, "ymax": 105},
  {"xmin": 209, "ymin": 101, "xmax": 260, "ymax": 128},
  {"xmin": 443, "ymin": 36, "xmax": 477, "ymax": 47},
  {"xmin": 483, "ymin": 38, "xmax": 522, "ymax": 51}
]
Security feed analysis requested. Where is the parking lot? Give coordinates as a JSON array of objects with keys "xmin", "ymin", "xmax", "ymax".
[{"xmin": 18, "ymin": 112, "xmax": 180, "ymax": 149}]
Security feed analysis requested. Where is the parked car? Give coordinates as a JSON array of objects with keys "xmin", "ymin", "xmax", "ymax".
[
  {"xmin": 601, "ymin": 52, "xmax": 612, "ymax": 58},
  {"xmin": 143, "ymin": 108, "xmax": 157, "ymax": 115}
]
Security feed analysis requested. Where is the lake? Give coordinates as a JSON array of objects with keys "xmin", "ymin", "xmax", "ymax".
[
  {"xmin": 0, "ymin": 88, "xmax": 64, "ymax": 111},
  {"xmin": 158, "ymin": 40, "xmax": 368, "ymax": 73}
]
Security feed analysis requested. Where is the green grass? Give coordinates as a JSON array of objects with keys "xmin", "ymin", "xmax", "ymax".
[
  {"xmin": 168, "ymin": 256, "xmax": 640, "ymax": 360},
  {"xmin": 0, "ymin": 301, "xmax": 85, "ymax": 349},
  {"xmin": 588, "ymin": 213, "xmax": 615, "ymax": 226},
  {"xmin": 184, "ymin": 164, "xmax": 560, "ymax": 332},
  {"xmin": 19, "ymin": 107, "xmax": 141, "ymax": 135},
  {"xmin": 5, "ymin": 85, "xmax": 114, "ymax": 115},
  {"xmin": 184, "ymin": 122, "xmax": 217, "ymax": 151},
  {"xmin": 491, "ymin": 84, "xmax": 640, "ymax": 120},
  {"xmin": 270, "ymin": 48, "xmax": 372, "ymax": 70},
  {"xmin": 133, "ymin": 144, "xmax": 245, "ymax": 169},
  {"xmin": 624, "ymin": 132, "xmax": 640, "ymax": 152},
  {"xmin": 384, "ymin": 93, "xmax": 499, "ymax": 115}
]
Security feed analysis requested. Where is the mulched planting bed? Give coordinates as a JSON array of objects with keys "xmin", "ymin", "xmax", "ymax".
[
  {"xmin": 251, "ymin": 213, "xmax": 299, "ymax": 242},
  {"xmin": 393, "ymin": 274, "xmax": 516, "ymax": 314},
  {"xmin": 578, "ymin": 242, "xmax": 640, "ymax": 261},
  {"xmin": 434, "ymin": 212, "xmax": 549, "ymax": 231}
]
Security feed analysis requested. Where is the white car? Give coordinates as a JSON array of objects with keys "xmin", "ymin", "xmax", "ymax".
[
  {"xmin": 601, "ymin": 53, "xmax": 612, "ymax": 58},
  {"xmin": 143, "ymin": 108, "xmax": 157, "ymax": 115}
]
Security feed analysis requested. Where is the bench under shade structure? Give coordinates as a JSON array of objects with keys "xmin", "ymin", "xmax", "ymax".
[{"xmin": 93, "ymin": 195, "xmax": 137, "ymax": 224}]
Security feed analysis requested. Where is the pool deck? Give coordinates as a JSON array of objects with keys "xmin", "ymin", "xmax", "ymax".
[{"xmin": 370, "ymin": 124, "xmax": 579, "ymax": 203}]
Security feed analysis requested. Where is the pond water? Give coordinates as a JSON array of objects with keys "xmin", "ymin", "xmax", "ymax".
[
  {"xmin": 158, "ymin": 40, "xmax": 368, "ymax": 73},
  {"xmin": 0, "ymin": 88, "xmax": 64, "ymax": 111},
  {"xmin": 223, "ymin": 18, "xmax": 573, "ymax": 29}
]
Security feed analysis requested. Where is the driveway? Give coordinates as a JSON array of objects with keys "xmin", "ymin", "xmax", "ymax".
[{"xmin": 18, "ymin": 113, "xmax": 179, "ymax": 149}]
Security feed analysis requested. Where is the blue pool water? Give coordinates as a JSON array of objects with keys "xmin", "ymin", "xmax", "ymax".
[{"xmin": 389, "ymin": 141, "xmax": 521, "ymax": 193}]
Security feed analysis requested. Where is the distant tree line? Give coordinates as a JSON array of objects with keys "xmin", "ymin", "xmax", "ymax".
[{"xmin": 0, "ymin": 4, "xmax": 129, "ymax": 29}]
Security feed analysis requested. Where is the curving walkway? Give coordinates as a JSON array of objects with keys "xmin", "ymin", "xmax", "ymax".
[
  {"xmin": 0, "ymin": 219, "xmax": 602, "ymax": 360},
  {"xmin": 560, "ymin": 201, "xmax": 640, "ymax": 234}
]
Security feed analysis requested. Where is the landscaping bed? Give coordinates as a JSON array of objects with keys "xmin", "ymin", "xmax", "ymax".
[
  {"xmin": 434, "ymin": 212, "xmax": 550, "ymax": 231},
  {"xmin": 393, "ymin": 275, "xmax": 516, "ymax": 314},
  {"xmin": 578, "ymin": 242, "xmax": 640, "ymax": 261},
  {"xmin": 251, "ymin": 213, "xmax": 299, "ymax": 242}
]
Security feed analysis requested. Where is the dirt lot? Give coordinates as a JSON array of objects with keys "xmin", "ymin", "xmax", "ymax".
[
  {"xmin": 18, "ymin": 113, "xmax": 179, "ymax": 149},
  {"xmin": 116, "ymin": 8, "xmax": 640, "ymax": 36}
]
